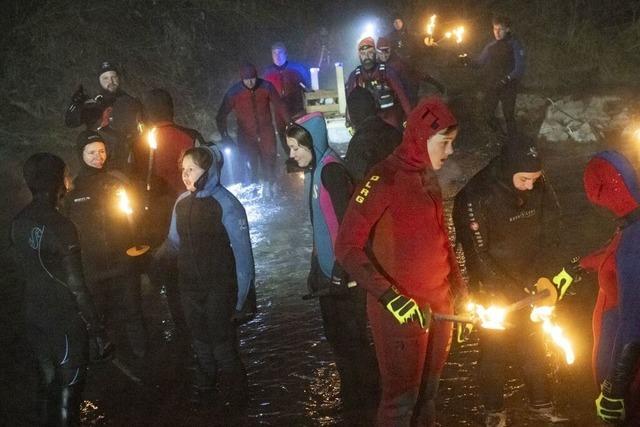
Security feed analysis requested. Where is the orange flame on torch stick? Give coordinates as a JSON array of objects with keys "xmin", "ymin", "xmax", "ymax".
[{"xmin": 531, "ymin": 306, "xmax": 575, "ymax": 364}]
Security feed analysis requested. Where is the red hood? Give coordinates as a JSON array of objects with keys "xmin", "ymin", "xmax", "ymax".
[
  {"xmin": 392, "ymin": 97, "xmax": 457, "ymax": 170},
  {"xmin": 583, "ymin": 152, "xmax": 640, "ymax": 218}
]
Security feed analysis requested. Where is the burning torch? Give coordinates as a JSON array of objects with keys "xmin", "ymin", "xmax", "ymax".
[
  {"xmin": 146, "ymin": 127, "xmax": 157, "ymax": 193},
  {"xmin": 424, "ymin": 15, "xmax": 437, "ymax": 46},
  {"xmin": 116, "ymin": 188, "xmax": 150, "ymax": 257}
]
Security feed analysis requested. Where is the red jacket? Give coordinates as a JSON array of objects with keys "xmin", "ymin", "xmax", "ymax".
[
  {"xmin": 216, "ymin": 79, "xmax": 288, "ymax": 157},
  {"xmin": 133, "ymin": 121, "xmax": 202, "ymax": 197},
  {"xmin": 262, "ymin": 61, "xmax": 310, "ymax": 119},
  {"xmin": 335, "ymin": 98, "xmax": 459, "ymax": 307}
]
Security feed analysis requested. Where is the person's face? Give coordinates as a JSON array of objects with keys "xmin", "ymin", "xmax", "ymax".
[
  {"xmin": 287, "ymin": 137, "xmax": 313, "ymax": 168},
  {"xmin": 427, "ymin": 128, "xmax": 458, "ymax": 170},
  {"xmin": 243, "ymin": 78, "xmax": 257, "ymax": 89},
  {"xmin": 358, "ymin": 46, "xmax": 376, "ymax": 70},
  {"xmin": 393, "ymin": 19, "xmax": 404, "ymax": 31},
  {"xmin": 181, "ymin": 155, "xmax": 206, "ymax": 192},
  {"xmin": 376, "ymin": 48, "xmax": 391, "ymax": 63},
  {"xmin": 272, "ymin": 48, "xmax": 288, "ymax": 66},
  {"xmin": 512, "ymin": 171, "xmax": 542, "ymax": 191},
  {"xmin": 493, "ymin": 24, "xmax": 509, "ymax": 40},
  {"xmin": 99, "ymin": 71, "xmax": 120, "ymax": 93},
  {"xmin": 82, "ymin": 141, "xmax": 107, "ymax": 169}
]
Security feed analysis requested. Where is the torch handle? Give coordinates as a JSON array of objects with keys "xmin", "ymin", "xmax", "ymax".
[
  {"xmin": 146, "ymin": 150, "xmax": 154, "ymax": 192},
  {"xmin": 431, "ymin": 313, "xmax": 477, "ymax": 324},
  {"xmin": 505, "ymin": 289, "xmax": 550, "ymax": 313}
]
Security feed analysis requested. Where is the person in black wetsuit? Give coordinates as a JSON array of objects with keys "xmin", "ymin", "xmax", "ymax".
[{"xmin": 10, "ymin": 153, "xmax": 111, "ymax": 426}]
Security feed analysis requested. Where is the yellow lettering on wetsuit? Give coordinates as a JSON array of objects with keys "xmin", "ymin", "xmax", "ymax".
[{"xmin": 355, "ymin": 175, "xmax": 380, "ymax": 204}]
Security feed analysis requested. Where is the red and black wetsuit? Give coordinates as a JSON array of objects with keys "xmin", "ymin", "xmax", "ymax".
[{"xmin": 216, "ymin": 78, "xmax": 288, "ymax": 183}]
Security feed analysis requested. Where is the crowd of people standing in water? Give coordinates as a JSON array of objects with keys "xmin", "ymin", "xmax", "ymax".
[{"xmin": 9, "ymin": 12, "xmax": 640, "ymax": 427}]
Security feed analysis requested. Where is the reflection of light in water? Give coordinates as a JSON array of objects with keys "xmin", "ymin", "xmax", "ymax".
[{"xmin": 301, "ymin": 365, "xmax": 341, "ymax": 423}]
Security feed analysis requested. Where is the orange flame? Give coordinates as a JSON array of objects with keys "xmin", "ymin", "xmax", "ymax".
[
  {"xmin": 147, "ymin": 127, "xmax": 158, "ymax": 150},
  {"xmin": 116, "ymin": 188, "xmax": 133, "ymax": 215},
  {"xmin": 467, "ymin": 302, "xmax": 507, "ymax": 330},
  {"xmin": 531, "ymin": 306, "xmax": 575, "ymax": 364},
  {"xmin": 426, "ymin": 15, "xmax": 436, "ymax": 36}
]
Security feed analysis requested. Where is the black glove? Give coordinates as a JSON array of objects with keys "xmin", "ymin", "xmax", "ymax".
[
  {"xmin": 89, "ymin": 326, "xmax": 115, "ymax": 363},
  {"xmin": 71, "ymin": 85, "xmax": 89, "ymax": 104},
  {"xmin": 379, "ymin": 287, "xmax": 430, "ymax": 329},
  {"xmin": 330, "ymin": 263, "xmax": 349, "ymax": 287}
]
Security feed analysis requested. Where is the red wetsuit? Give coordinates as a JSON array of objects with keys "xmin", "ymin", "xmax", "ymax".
[{"xmin": 335, "ymin": 98, "xmax": 462, "ymax": 425}]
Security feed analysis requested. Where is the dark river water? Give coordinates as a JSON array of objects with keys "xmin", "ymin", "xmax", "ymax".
[{"xmin": 0, "ymin": 136, "xmax": 612, "ymax": 426}]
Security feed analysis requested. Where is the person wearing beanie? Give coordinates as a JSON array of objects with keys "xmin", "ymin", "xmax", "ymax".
[
  {"xmin": 10, "ymin": 153, "xmax": 110, "ymax": 426},
  {"xmin": 580, "ymin": 151, "xmax": 640, "ymax": 425},
  {"xmin": 216, "ymin": 62, "xmax": 289, "ymax": 198},
  {"xmin": 64, "ymin": 131, "xmax": 147, "ymax": 361},
  {"xmin": 344, "ymin": 87, "xmax": 402, "ymax": 184},
  {"xmin": 452, "ymin": 140, "xmax": 568, "ymax": 426},
  {"xmin": 286, "ymin": 112, "xmax": 379, "ymax": 423},
  {"xmin": 336, "ymin": 98, "xmax": 466, "ymax": 426},
  {"xmin": 346, "ymin": 36, "xmax": 413, "ymax": 130},
  {"xmin": 64, "ymin": 61, "xmax": 142, "ymax": 174}
]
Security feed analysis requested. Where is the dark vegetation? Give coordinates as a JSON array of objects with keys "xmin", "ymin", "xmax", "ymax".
[{"xmin": 1, "ymin": 0, "xmax": 640, "ymax": 146}]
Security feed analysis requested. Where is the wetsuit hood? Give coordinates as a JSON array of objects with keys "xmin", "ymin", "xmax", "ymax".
[
  {"xmin": 295, "ymin": 112, "xmax": 329, "ymax": 162},
  {"xmin": 392, "ymin": 97, "xmax": 456, "ymax": 170},
  {"xmin": 584, "ymin": 150, "xmax": 640, "ymax": 218},
  {"xmin": 195, "ymin": 145, "xmax": 224, "ymax": 197}
]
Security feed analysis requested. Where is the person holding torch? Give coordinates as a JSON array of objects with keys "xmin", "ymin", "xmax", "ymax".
[
  {"xmin": 581, "ymin": 151, "xmax": 640, "ymax": 425},
  {"xmin": 65, "ymin": 130, "xmax": 147, "ymax": 360},
  {"xmin": 335, "ymin": 98, "xmax": 465, "ymax": 426},
  {"xmin": 452, "ymin": 141, "xmax": 568, "ymax": 426}
]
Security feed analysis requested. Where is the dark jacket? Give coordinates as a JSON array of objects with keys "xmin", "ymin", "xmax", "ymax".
[
  {"xmin": 216, "ymin": 79, "xmax": 288, "ymax": 157},
  {"xmin": 65, "ymin": 166, "xmax": 137, "ymax": 283},
  {"xmin": 453, "ymin": 157, "xmax": 559, "ymax": 298},
  {"xmin": 476, "ymin": 33, "xmax": 525, "ymax": 85},
  {"xmin": 10, "ymin": 195, "xmax": 99, "ymax": 337},
  {"xmin": 165, "ymin": 152, "xmax": 237, "ymax": 303},
  {"xmin": 345, "ymin": 115, "xmax": 402, "ymax": 183},
  {"xmin": 171, "ymin": 146, "xmax": 256, "ymax": 312}
]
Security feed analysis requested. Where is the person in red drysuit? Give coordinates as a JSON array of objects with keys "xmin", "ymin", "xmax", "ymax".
[
  {"xmin": 335, "ymin": 97, "xmax": 466, "ymax": 426},
  {"xmin": 216, "ymin": 63, "xmax": 289, "ymax": 194},
  {"xmin": 581, "ymin": 151, "xmax": 640, "ymax": 426}
]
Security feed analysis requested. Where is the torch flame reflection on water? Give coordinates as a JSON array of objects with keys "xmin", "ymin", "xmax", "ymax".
[{"xmin": 531, "ymin": 305, "xmax": 575, "ymax": 364}]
